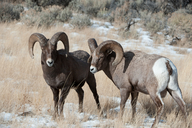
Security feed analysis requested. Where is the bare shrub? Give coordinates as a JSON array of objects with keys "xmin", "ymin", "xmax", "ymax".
[
  {"xmin": 167, "ymin": 10, "xmax": 192, "ymax": 47},
  {"xmin": 118, "ymin": 27, "xmax": 139, "ymax": 39},
  {"xmin": 111, "ymin": 1, "xmax": 129, "ymax": 22}
]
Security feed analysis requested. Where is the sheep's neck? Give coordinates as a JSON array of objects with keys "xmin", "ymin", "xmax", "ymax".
[{"xmin": 103, "ymin": 57, "xmax": 116, "ymax": 81}]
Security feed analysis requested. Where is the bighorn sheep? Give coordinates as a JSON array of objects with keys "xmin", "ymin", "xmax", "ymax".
[
  {"xmin": 88, "ymin": 39, "xmax": 187, "ymax": 128},
  {"xmin": 28, "ymin": 32, "xmax": 100, "ymax": 118}
]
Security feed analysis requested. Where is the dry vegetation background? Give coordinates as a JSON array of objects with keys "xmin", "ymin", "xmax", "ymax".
[{"xmin": 0, "ymin": 0, "xmax": 192, "ymax": 127}]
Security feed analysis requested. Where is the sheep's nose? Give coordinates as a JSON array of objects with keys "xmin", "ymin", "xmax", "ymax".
[
  {"xmin": 90, "ymin": 66, "xmax": 97, "ymax": 74},
  {"xmin": 90, "ymin": 68, "xmax": 94, "ymax": 72},
  {"xmin": 46, "ymin": 59, "xmax": 54, "ymax": 67},
  {"xmin": 48, "ymin": 61, "xmax": 53, "ymax": 65}
]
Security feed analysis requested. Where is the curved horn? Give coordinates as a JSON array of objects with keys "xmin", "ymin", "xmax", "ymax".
[
  {"xmin": 50, "ymin": 32, "xmax": 69, "ymax": 57},
  {"xmin": 98, "ymin": 40, "xmax": 124, "ymax": 66},
  {"xmin": 88, "ymin": 38, "xmax": 98, "ymax": 53},
  {"xmin": 28, "ymin": 33, "xmax": 48, "ymax": 59}
]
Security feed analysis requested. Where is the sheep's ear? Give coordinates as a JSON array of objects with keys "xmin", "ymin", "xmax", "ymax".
[{"xmin": 87, "ymin": 56, "xmax": 92, "ymax": 63}]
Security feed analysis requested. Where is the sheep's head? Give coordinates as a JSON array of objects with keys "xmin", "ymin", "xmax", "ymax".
[
  {"xmin": 28, "ymin": 32, "xmax": 69, "ymax": 67},
  {"xmin": 88, "ymin": 39, "xmax": 124, "ymax": 74}
]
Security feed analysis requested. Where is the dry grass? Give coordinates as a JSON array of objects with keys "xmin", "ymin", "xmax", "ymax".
[{"xmin": 0, "ymin": 22, "xmax": 192, "ymax": 127}]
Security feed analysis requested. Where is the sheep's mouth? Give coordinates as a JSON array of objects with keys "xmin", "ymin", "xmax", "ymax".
[
  {"xmin": 90, "ymin": 65, "xmax": 98, "ymax": 74},
  {"xmin": 46, "ymin": 58, "xmax": 54, "ymax": 67}
]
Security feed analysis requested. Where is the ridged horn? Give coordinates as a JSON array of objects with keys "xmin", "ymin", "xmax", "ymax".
[
  {"xmin": 49, "ymin": 32, "xmax": 69, "ymax": 57},
  {"xmin": 98, "ymin": 40, "xmax": 124, "ymax": 66},
  {"xmin": 88, "ymin": 38, "xmax": 98, "ymax": 53},
  {"xmin": 28, "ymin": 33, "xmax": 48, "ymax": 59}
]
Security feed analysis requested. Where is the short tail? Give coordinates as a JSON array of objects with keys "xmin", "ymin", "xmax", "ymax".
[{"xmin": 166, "ymin": 60, "xmax": 173, "ymax": 75}]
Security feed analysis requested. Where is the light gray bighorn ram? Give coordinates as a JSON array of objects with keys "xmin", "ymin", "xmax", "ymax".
[
  {"xmin": 88, "ymin": 39, "xmax": 187, "ymax": 128},
  {"xmin": 28, "ymin": 32, "xmax": 100, "ymax": 119}
]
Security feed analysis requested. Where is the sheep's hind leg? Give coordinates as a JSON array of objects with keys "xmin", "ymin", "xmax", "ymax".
[
  {"xmin": 86, "ymin": 74, "xmax": 101, "ymax": 110},
  {"xmin": 167, "ymin": 88, "xmax": 187, "ymax": 118},
  {"xmin": 150, "ymin": 92, "xmax": 164, "ymax": 128},
  {"xmin": 50, "ymin": 87, "xmax": 59, "ymax": 119},
  {"xmin": 131, "ymin": 92, "xmax": 139, "ymax": 119},
  {"xmin": 75, "ymin": 87, "xmax": 84, "ymax": 113}
]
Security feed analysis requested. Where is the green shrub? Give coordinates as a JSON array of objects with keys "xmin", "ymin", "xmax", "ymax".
[
  {"xmin": 36, "ymin": 7, "xmax": 60, "ymax": 28},
  {"xmin": 97, "ymin": 9, "xmax": 109, "ymax": 20},
  {"xmin": 25, "ymin": 0, "xmax": 37, "ymax": 9},
  {"xmin": 21, "ymin": 6, "xmax": 72, "ymax": 28},
  {"xmin": 20, "ymin": 9, "xmax": 38, "ymax": 27},
  {"xmin": 13, "ymin": 4, "xmax": 24, "ymax": 13},
  {"xmin": 69, "ymin": 0, "xmax": 114, "ymax": 18},
  {"xmin": 141, "ymin": 11, "xmax": 166, "ymax": 34},
  {"xmin": 33, "ymin": 5, "xmax": 42, "ymax": 12},
  {"xmin": 57, "ymin": 8, "xmax": 72, "ymax": 22},
  {"xmin": 186, "ymin": 4, "xmax": 192, "ymax": 14},
  {"xmin": 25, "ymin": 0, "xmax": 72, "ymax": 8},
  {"xmin": 85, "ymin": 6, "xmax": 100, "ymax": 17},
  {"xmin": 0, "ymin": 0, "xmax": 24, "ymax": 3},
  {"xmin": 0, "ymin": 2, "xmax": 23, "ymax": 23},
  {"xmin": 70, "ymin": 15, "xmax": 91, "ymax": 29}
]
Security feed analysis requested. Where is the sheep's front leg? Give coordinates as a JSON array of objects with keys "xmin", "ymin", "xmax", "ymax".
[
  {"xmin": 59, "ymin": 85, "xmax": 71, "ymax": 119},
  {"xmin": 86, "ymin": 74, "xmax": 101, "ymax": 110},
  {"xmin": 119, "ymin": 88, "xmax": 130, "ymax": 118},
  {"xmin": 50, "ymin": 87, "xmax": 59, "ymax": 119}
]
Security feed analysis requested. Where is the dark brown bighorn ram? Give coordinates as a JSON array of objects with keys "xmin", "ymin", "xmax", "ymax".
[
  {"xmin": 88, "ymin": 39, "xmax": 187, "ymax": 128},
  {"xmin": 28, "ymin": 32, "xmax": 101, "ymax": 119}
]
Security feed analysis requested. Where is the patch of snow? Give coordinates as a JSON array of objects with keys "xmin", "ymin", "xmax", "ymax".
[
  {"xmin": 13, "ymin": 115, "xmax": 57, "ymax": 128},
  {"xmin": 137, "ymin": 28, "xmax": 153, "ymax": 46},
  {"xmin": 157, "ymin": 32, "xmax": 163, "ymax": 35},
  {"xmin": 91, "ymin": 20, "xmax": 114, "ymax": 36},
  {"xmin": 0, "ymin": 112, "xmax": 13, "ymax": 122},
  {"xmin": 24, "ymin": 7, "xmax": 28, "ymax": 11},
  {"xmin": 63, "ymin": 23, "xmax": 73, "ymax": 29},
  {"xmin": 81, "ymin": 120, "xmax": 100, "ymax": 127},
  {"xmin": 96, "ymin": 26, "xmax": 110, "ymax": 36},
  {"xmin": 70, "ymin": 32, "xmax": 80, "ymax": 37},
  {"xmin": 71, "ymin": 44, "xmax": 79, "ymax": 51}
]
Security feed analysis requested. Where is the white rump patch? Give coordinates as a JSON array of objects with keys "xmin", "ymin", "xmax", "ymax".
[{"xmin": 152, "ymin": 58, "xmax": 170, "ymax": 93}]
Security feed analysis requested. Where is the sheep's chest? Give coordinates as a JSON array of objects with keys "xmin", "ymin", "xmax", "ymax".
[{"xmin": 43, "ymin": 73, "xmax": 72, "ymax": 89}]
